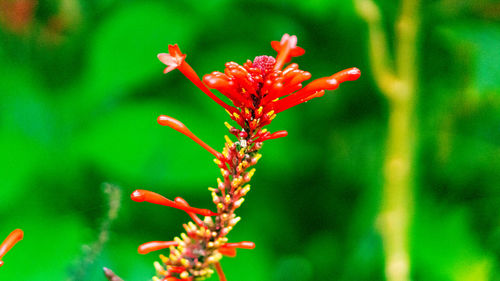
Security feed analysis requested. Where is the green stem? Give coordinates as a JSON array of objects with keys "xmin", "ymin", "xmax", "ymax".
[{"xmin": 355, "ymin": 0, "xmax": 420, "ymax": 280}]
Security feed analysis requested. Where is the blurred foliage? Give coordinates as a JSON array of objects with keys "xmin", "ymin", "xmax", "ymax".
[{"xmin": 0, "ymin": 0, "xmax": 499, "ymax": 280}]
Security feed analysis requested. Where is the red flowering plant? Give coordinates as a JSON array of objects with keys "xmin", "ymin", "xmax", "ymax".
[
  {"xmin": 0, "ymin": 229, "xmax": 23, "ymax": 268},
  {"xmin": 105, "ymin": 34, "xmax": 360, "ymax": 281}
]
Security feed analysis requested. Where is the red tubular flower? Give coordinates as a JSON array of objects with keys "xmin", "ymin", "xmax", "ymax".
[
  {"xmin": 131, "ymin": 189, "xmax": 217, "ymax": 216},
  {"xmin": 138, "ymin": 241, "xmax": 179, "ymax": 255},
  {"xmin": 271, "ymin": 33, "xmax": 305, "ymax": 70},
  {"xmin": 0, "ymin": 229, "xmax": 23, "ymax": 267},
  {"xmin": 273, "ymin": 67, "xmax": 361, "ymax": 113},
  {"xmin": 158, "ymin": 45, "xmax": 237, "ymax": 114},
  {"xmin": 223, "ymin": 241, "xmax": 255, "ymax": 249},
  {"xmin": 255, "ymin": 130, "xmax": 288, "ymax": 142},
  {"xmin": 157, "ymin": 115, "xmax": 223, "ymax": 160},
  {"xmin": 158, "ymin": 44, "xmax": 186, "ymax": 74},
  {"xmin": 219, "ymin": 241, "xmax": 256, "ymax": 257}
]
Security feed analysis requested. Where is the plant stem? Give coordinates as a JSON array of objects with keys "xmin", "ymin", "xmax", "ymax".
[{"xmin": 355, "ymin": 0, "xmax": 420, "ymax": 280}]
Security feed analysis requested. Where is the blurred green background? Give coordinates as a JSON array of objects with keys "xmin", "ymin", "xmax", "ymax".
[{"xmin": 1, "ymin": 0, "xmax": 500, "ymax": 280}]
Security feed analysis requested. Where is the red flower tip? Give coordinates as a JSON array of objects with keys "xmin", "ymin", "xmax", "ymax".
[
  {"xmin": 138, "ymin": 241, "xmax": 179, "ymax": 255},
  {"xmin": 158, "ymin": 115, "xmax": 223, "ymax": 159},
  {"xmin": 174, "ymin": 196, "xmax": 189, "ymax": 206},
  {"xmin": 272, "ymin": 34, "xmax": 305, "ymax": 70},
  {"xmin": 269, "ymin": 130, "xmax": 288, "ymax": 140},
  {"xmin": 158, "ymin": 44, "xmax": 186, "ymax": 74},
  {"xmin": 273, "ymin": 66, "xmax": 361, "ymax": 113},
  {"xmin": 131, "ymin": 189, "xmax": 173, "ymax": 205},
  {"xmin": 157, "ymin": 115, "xmax": 189, "ymax": 133},
  {"xmin": 332, "ymin": 67, "xmax": 361, "ymax": 82},
  {"xmin": 219, "ymin": 241, "xmax": 256, "ymax": 257},
  {"xmin": 223, "ymin": 241, "xmax": 256, "ymax": 249},
  {"xmin": 131, "ymin": 189, "xmax": 218, "ymax": 217},
  {"xmin": 255, "ymin": 130, "xmax": 288, "ymax": 142},
  {"xmin": 0, "ymin": 229, "xmax": 23, "ymax": 267},
  {"xmin": 158, "ymin": 45, "xmax": 237, "ymax": 113},
  {"xmin": 130, "ymin": 189, "xmax": 146, "ymax": 202}
]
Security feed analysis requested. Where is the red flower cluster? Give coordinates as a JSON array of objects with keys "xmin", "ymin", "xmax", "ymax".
[
  {"xmin": 128, "ymin": 34, "xmax": 360, "ymax": 281},
  {"xmin": 0, "ymin": 229, "xmax": 23, "ymax": 268},
  {"xmin": 158, "ymin": 33, "xmax": 360, "ymax": 137}
]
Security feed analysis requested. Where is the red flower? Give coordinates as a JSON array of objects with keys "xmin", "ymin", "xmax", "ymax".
[
  {"xmin": 131, "ymin": 189, "xmax": 217, "ymax": 217},
  {"xmin": 157, "ymin": 44, "xmax": 186, "ymax": 74},
  {"xmin": 158, "ymin": 34, "xmax": 360, "ymax": 136},
  {"xmin": 0, "ymin": 229, "xmax": 23, "ymax": 268},
  {"xmin": 271, "ymin": 33, "xmax": 305, "ymax": 70}
]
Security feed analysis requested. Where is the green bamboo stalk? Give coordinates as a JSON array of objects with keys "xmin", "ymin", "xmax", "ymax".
[{"xmin": 355, "ymin": 0, "xmax": 420, "ymax": 280}]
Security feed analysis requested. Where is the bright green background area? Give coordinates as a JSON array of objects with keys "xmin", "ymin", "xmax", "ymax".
[{"xmin": 1, "ymin": 0, "xmax": 500, "ymax": 280}]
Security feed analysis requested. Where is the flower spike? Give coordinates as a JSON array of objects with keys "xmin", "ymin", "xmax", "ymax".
[
  {"xmin": 0, "ymin": 229, "xmax": 23, "ymax": 267},
  {"xmin": 138, "ymin": 241, "xmax": 179, "ymax": 255},
  {"xmin": 131, "ymin": 189, "xmax": 218, "ymax": 216},
  {"xmin": 139, "ymin": 33, "xmax": 360, "ymax": 281},
  {"xmin": 158, "ymin": 115, "xmax": 223, "ymax": 160}
]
